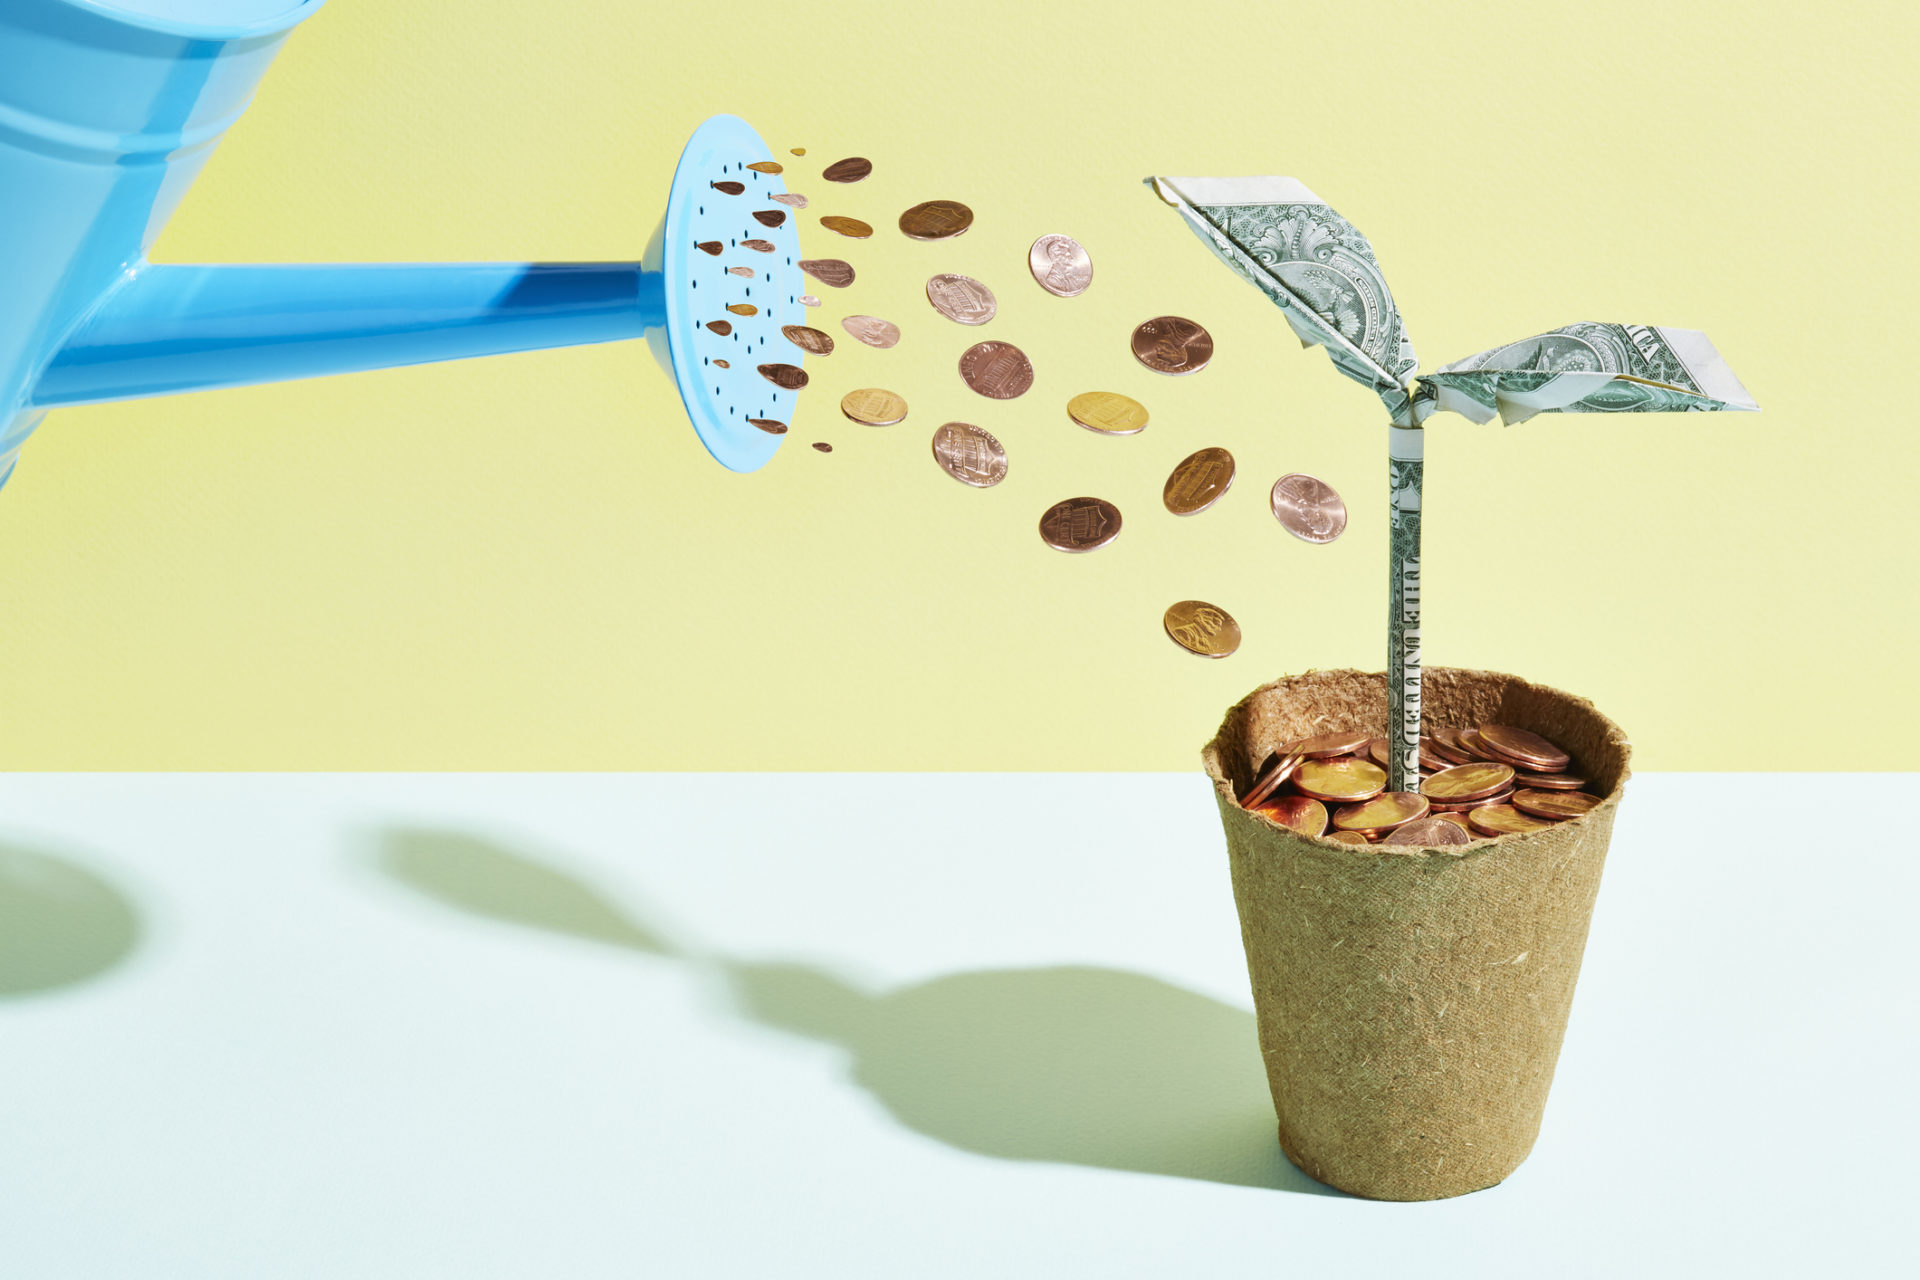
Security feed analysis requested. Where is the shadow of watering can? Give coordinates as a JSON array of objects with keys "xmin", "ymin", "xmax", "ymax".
[{"xmin": 0, "ymin": 0, "xmax": 808, "ymax": 491}]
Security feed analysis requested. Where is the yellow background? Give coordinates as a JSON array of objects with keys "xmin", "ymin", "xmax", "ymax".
[{"xmin": 1, "ymin": 0, "xmax": 1912, "ymax": 770}]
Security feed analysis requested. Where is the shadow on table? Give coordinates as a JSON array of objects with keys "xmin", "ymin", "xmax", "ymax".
[
  {"xmin": 373, "ymin": 826, "xmax": 1342, "ymax": 1197},
  {"xmin": 0, "ymin": 841, "xmax": 142, "ymax": 1000}
]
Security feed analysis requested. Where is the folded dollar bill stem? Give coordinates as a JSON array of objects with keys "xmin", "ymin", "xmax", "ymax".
[{"xmin": 1147, "ymin": 175, "xmax": 1758, "ymax": 792}]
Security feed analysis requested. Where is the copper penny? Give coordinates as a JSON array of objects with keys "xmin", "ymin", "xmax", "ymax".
[
  {"xmin": 1163, "ymin": 600, "xmax": 1241, "ymax": 659},
  {"xmin": 959, "ymin": 342, "xmax": 1034, "ymax": 399},
  {"xmin": 1029, "ymin": 234, "xmax": 1093, "ymax": 297},
  {"xmin": 1514, "ymin": 771, "xmax": 1590, "ymax": 791},
  {"xmin": 704, "ymin": 320, "xmax": 732, "ymax": 337},
  {"xmin": 1325, "ymin": 830, "xmax": 1372, "ymax": 847},
  {"xmin": 712, "ymin": 359, "xmax": 729, "ymax": 369},
  {"xmin": 926, "ymin": 274, "xmax": 997, "ymax": 326},
  {"xmin": 752, "ymin": 209, "xmax": 786, "ymax": 228},
  {"xmin": 1429, "ymin": 790, "xmax": 1515, "ymax": 813},
  {"xmin": 1066, "ymin": 391, "xmax": 1148, "ymax": 436},
  {"xmin": 1332, "ymin": 791, "xmax": 1430, "ymax": 833},
  {"xmin": 819, "ymin": 215, "xmax": 872, "ymax": 239},
  {"xmin": 1270, "ymin": 473, "xmax": 1348, "ymax": 544},
  {"xmin": 1366, "ymin": 737, "xmax": 1391, "ymax": 768},
  {"xmin": 782, "ymin": 324, "xmax": 834, "ymax": 356},
  {"xmin": 726, "ymin": 303, "xmax": 758, "ymax": 317},
  {"xmin": 1241, "ymin": 752, "xmax": 1303, "ymax": 809},
  {"xmin": 746, "ymin": 161, "xmax": 782, "ymax": 174},
  {"xmin": 769, "ymin": 192, "xmax": 808, "ymax": 209},
  {"xmin": 839, "ymin": 387, "xmax": 908, "ymax": 426},
  {"xmin": 1163, "ymin": 447, "xmax": 1235, "ymax": 515},
  {"xmin": 841, "ymin": 315, "xmax": 901, "ymax": 349},
  {"xmin": 1468, "ymin": 805, "xmax": 1552, "ymax": 837},
  {"xmin": 741, "ymin": 239, "xmax": 776, "ymax": 252},
  {"xmin": 747, "ymin": 418, "xmax": 786, "ymax": 435},
  {"xmin": 811, "ymin": 442, "xmax": 832, "ymax": 453},
  {"xmin": 1130, "ymin": 316, "xmax": 1213, "ymax": 374},
  {"xmin": 1478, "ymin": 725, "xmax": 1573, "ymax": 773},
  {"xmin": 1433, "ymin": 812, "xmax": 1475, "ymax": 833},
  {"xmin": 1511, "ymin": 790, "xmax": 1602, "ymax": 820},
  {"xmin": 1458, "ymin": 728, "xmax": 1498, "ymax": 760},
  {"xmin": 930, "ymin": 422, "xmax": 1007, "ymax": 488},
  {"xmin": 799, "ymin": 258, "xmax": 855, "ymax": 288},
  {"xmin": 1382, "ymin": 816, "xmax": 1474, "ymax": 847},
  {"xmin": 899, "ymin": 199, "xmax": 974, "ymax": 240},
  {"xmin": 696, "ymin": 240, "xmax": 723, "ymax": 256},
  {"xmin": 757, "ymin": 362, "xmax": 807, "ymax": 390},
  {"xmin": 1256, "ymin": 795, "xmax": 1327, "ymax": 839},
  {"xmin": 1294, "ymin": 757, "xmax": 1388, "ymax": 804},
  {"xmin": 1286, "ymin": 730, "xmax": 1372, "ymax": 759},
  {"xmin": 1038, "ymin": 496, "xmax": 1121, "ymax": 553},
  {"xmin": 822, "ymin": 156, "xmax": 872, "ymax": 183},
  {"xmin": 1421, "ymin": 761, "xmax": 1516, "ymax": 802},
  {"xmin": 711, "ymin": 180, "xmax": 745, "ymax": 195}
]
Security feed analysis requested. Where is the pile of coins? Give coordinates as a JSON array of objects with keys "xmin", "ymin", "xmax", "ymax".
[{"xmin": 1237, "ymin": 723, "xmax": 1603, "ymax": 848}]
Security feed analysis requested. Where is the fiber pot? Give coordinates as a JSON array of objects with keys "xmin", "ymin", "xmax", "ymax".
[{"xmin": 1201, "ymin": 666, "xmax": 1631, "ymax": 1201}]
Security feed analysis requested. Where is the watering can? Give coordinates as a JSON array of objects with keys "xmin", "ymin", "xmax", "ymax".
[{"xmin": 0, "ymin": 0, "xmax": 809, "ymax": 491}]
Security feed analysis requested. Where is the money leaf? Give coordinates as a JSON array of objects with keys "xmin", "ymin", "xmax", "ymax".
[
  {"xmin": 1148, "ymin": 176, "xmax": 1420, "ymax": 424},
  {"xmin": 1418, "ymin": 323, "xmax": 1758, "ymax": 425}
]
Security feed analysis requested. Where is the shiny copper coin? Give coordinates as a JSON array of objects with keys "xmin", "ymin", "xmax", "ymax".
[
  {"xmin": 711, "ymin": 180, "xmax": 745, "ymax": 195},
  {"xmin": 696, "ymin": 240, "xmax": 723, "ymax": 256},
  {"xmin": 1326, "ymin": 830, "xmax": 1372, "ymax": 847},
  {"xmin": 1426, "ymin": 729, "xmax": 1474, "ymax": 766},
  {"xmin": 1240, "ymin": 752, "xmax": 1303, "ymax": 810},
  {"xmin": 704, "ymin": 320, "xmax": 732, "ymax": 336},
  {"xmin": 1270, "ymin": 473, "xmax": 1348, "ymax": 544},
  {"xmin": 899, "ymin": 199, "xmax": 974, "ymax": 240},
  {"xmin": 752, "ymin": 209, "xmax": 786, "ymax": 228},
  {"xmin": 1511, "ymin": 790, "xmax": 1602, "ymax": 821},
  {"xmin": 1420, "ymin": 737, "xmax": 1452, "ymax": 772},
  {"xmin": 926, "ymin": 274, "xmax": 997, "ymax": 326},
  {"xmin": 1294, "ymin": 757, "xmax": 1388, "ymax": 804},
  {"xmin": 769, "ymin": 192, "xmax": 808, "ymax": 209},
  {"xmin": 1028, "ymin": 234, "xmax": 1093, "ymax": 297},
  {"xmin": 727, "ymin": 266, "xmax": 755, "ymax": 278},
  {"xmin": 782, "ymin": 324, "xmax": 834, "ymax": 356},
  {"xmin": 1428, "ymin": 790, "xmax": 1515, "ymax": 813},
  {"xmin": 958, "ymin": 341, "xmax": 1034, "ymax": 399},
  {"xmin": 1478, "ymin": 725, "xmax": 1572, "ymax": 773},
  {"xmin": 746, "ymin": 160, "xmax": 782, "ymax": 174},
  {"xmin": 1038, "ymin": 496, "xmax": 1121, "ymax": 552},
  {"xmin": 840, "ymin": 387, "xmax": 907, "ymax": 426},
  {"xmin": 1066, "ymin": 391, "xmax": 1148, "ymax": 436},
  {"xmin": 748, "ymin": 418, "xmax": 786, "ymax": 435},
  {"xmin": 1432, "ymin": 812, "xmax": 1475, "ymax": 833},
  {"xmin": 820, "ymin": 215, "xmax": 872, "ymax": 239},
  {"xmin": 822, "ymin": 156, "xmax": 872, "ymax": 183},
  {"xmin": 1130, "ymin": 315, "xmax": 1213, "ymax": 375},
  {"xmin": 1162, "ymin": 447, "xmax": 1234, "ymax": 515},
  {"xmin": 1163, "ymin": 600, "xmax": 1241, "ymax": 659},
  {"xmin": 1382, "ymin": 816, "xmax": 1474, "ymax": 847},
  {"xmin": 1474, "ymin": 739, "xmax": 1544, "ymax": 773},
  {"xmin": 930, "ymin": 422, "xmax": 1007, "ymax": 488},
  {"xmin": 1458, "ymin": 728, "xmax": 1497, "ymax": 760},
  {"xmin": 726, "ymin": 303, "xmax": 758, "ymax": 316},
  {"xmin": 1514, "ymin": 771, "xmax": 1590, "ymax": 792},
  {"xmin": 811, "ymin": 442, "xmax": 832, "ymax": 453},
  {"xmin": 841, "ymin": 315, "xmax": 901, "ymax": 349},
  {"xmin": 1421, "ymin": 761, "xmax": 1516, "ymax": 802},
  {"xmin": 1366, "ymin": 737, "xmax": 1390, "ymax": 768},
  {"xmin": 1332, "ymin": 791, "xmax": 1430, "ymax": 833},
  {"xmin": 742, "ymin": 239, "xmax": 776, "ymax": 252},
  {"xmin": 1468, "ymin": 805, "xmax": 1551, "ymax": 837},
  {"xmin": 1286, "ymin": 730, "xmax": 1372, "ymax": 759},
  {"xmin": 757, "ymin": 363, "xmax": 807, "ymax": 390},
  {"xmin": 800, "ymin": 295, "xmax": 821, "ymax": 307},
  {"xmin": 799, "ymin": 259, "xmax": 855, "ymax": 288},
  {"xmin": 1256, "ymin": 795, "xmax": 1327, "ymax": 839}
]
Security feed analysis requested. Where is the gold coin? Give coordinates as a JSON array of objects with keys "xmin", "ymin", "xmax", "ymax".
[
  {"xmin": 926, "ymin": 274, "xmax": 997, "ymax": 326},
  {"xmin": 1331, "ymin": 791, "xmax": 1430, "ymax": 832},
  {"xmin": 899, "ymin": 199, "xmax": 974, "ymax": 240},
  {"xmin": 1162, "ymin": 447, "xmax": 1234, "ymax": 515},
  {"xmin": 1468, "ymin": 804, "xmax": 1551, "ymax": 837},
  {"xmin": 820, "ymin": 215, "xmax": 873, "ymax": 239},
  {"xmin": 1478, "ymin": 725, "xmax": 1573, "ymax": 773},
  {"xmin": 1162, "ymin": 600, "xmax": 1240, "ymax": 659},
  {"xmin": 1130, "ymin": 315, "xmax": 1213, "ymax": 375},
  {"xmin": 930, "ymin": 422, "xmax": 1007, "ymax": 488},
  {"xmin": 1254, "ymin": 795, "xmax": 1327, "ymax": 839},
  {"xmin": 747, "ymin": 418, "xmax": 787, "ymax": 435},
  {"xmin": 1287, "ymin": 730, "xmax": 1371, "ymax": 759},
  {"xmin": 1511, "ymin": 789, "xmax": 1603, "ymax": 820},
  {"xmin": 798, "ymin": 259, "xmax": 855, "ymax": 288},
  {"xmin": 1270, "ymin": 473, "xmax": 1347, "ymax": 544},
  {"xmin": 822, "ymin": 156, "xmax": 872, "ymax": 183},
  {"xmin": 1294, "ymin": 758, "xmax": 1387, "ymax": 804},
  {"xmin": 1420, "ymin": 761, "xmax": 1516, "ymax": 802},
  {"xmin": 958, "ymin": 341, "xmax": 1033, "ymax": 399},
  {"xmin": 1325, "ymin": 830, "xmax": 1371, "ymax": 847},
  {"xmin": 1038, "ymin": 497, "xmax": 1121, "ymax": 552},
  {"xmin": 1028, "ymin": 234, "xmax": 1092, "ymax": 297},
  {"xmin": 841, "ymin": 315, "xmax": 901, "ymax": 349},
  {"xmin": 1381, "ymin": 816, "xmax": 1474, "ymax": 847},
  {"xmin": 757, "ymin": 363, "xmax": 807, "ymax": 390},
  {"xmin": 769, "ymin": 193, "xmax": 808, "ymax": 209},
  {"xmin": 840, "ymin": 387, "xmax": 907, "ymax": 426},
  {"xmin": 1066, "ymin": 391, "xmax": 1148, "ymax": 436},
  {"xmin": 789, "ymin": 147, "xmax": 806, "ymax": 156},
  {"xmin": 726, "ymin": 303, "xmax": 758, "ymax": 317},
  {"xmin": 746, "ymin": 160, "xmax": 782, "ymax": 174},
  {"xmin": 782, "ymin": 325, "xmax": 834, "ymax": 356}
]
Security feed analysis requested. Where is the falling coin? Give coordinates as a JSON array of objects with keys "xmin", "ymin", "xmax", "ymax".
[
  {"xmin": 1477, "ymin": 725, "xmax": 1573, "ymax": 773},
  {"xmin": 1331, "ymin": 791, "xmax": 1430, "ymax": 833},
  {"xmin": 1294, "ymin": 758, "xmax": 1388, "ymax": 804},
  {"xmin": 820, "ymin": 215, "xmax": 873, "ymax": 239},
  {"xmin": 926, "ymin": 274, "xmax": 997, "ymax": 326},
  {"xmin": 958, "ymin": 341, "xmax": 1034, "ymax": 399},
  {"xmin": 696, "ymin": 240, "xmax": 723, "ymax": 256},
  {"xmin": 748, "ymin": 418, "xmax": 787, "ymax": 435},
  {"xmin": 1468, "ymin": 805, "xmax": 1551, "ymax": 837},
  {"xmin": 1421, "ymin": 762, "xmax": 1517, "ymax": 803},
  {"xmin": 1287, "ymin": 730, "xmax": 1373, "ymax": 759},
  {"xmin": 1511, "ymin": 790, "xmax": 1602, "ymax": 820},
  {"xmin": 1038, "ymin": 496, "xmax": 1122, "ymax": 552},
  {"xmin": 1326, "ymin": 830, "xmax": 1372, "ymax": 847},
  {"xmin": 1130, "ymin": 316, "xmax": 1213, "ymax": 375},
  {"xmin": 704, "ymin": 320, "xmax": 732, "ymax": 336},
  {"xmin": 726, "ymin": 303, "xmax": 758, "ymax": 317},
  {"xmin": 1255, "ymin": 795, "xmax": 1327, "ymax": 839},
  {"xmin": 741, "ymin": 239, "xmax": 775, "ymax": 252},
  {"xmin": 1028, "ymin": 234, "xmax": 1092, "ymax": 297},
  {"xmin": 1270, "ymin": 473, "xmax": 1348, "ymax": 544},
  {"xmin": 1066, "ymin": 391, "xmax": 1148, "ymax": 436},
  {"xmin": 799, "ymin": 259, "xmax": 855, "ymax": 288},
  {"xmin": 1162, "ymin": 600, "xmax": 1240, "ymax": 659},
  {"xmin": 1162, "ymin": 447, "xmax": 1235, "ymax": 515},
  {"xmin": 1381, "ymin": 816, "xmax": 1474, "ymax": 847},
  {"xmin": 899, "ymin": 199, "xmax": 974, "ymax": 240},
  {"xmin": 800, "ymin": 295, "xmax": 821, "ymax": 307},
  {"xmin": 752, "ymin": 210, "xmax": 786, "ymax": 228},
  {"xmin": 790, "ymin": 147, "xmax": 806, "ymax": 156},
  {"xmin": 727, "ymin": 266, "xmax": 755, "ymax": 278},
  {"xmin": 840, "ymin": 387, "xmax": 908, "ymax": 426},
  {"xmin": 757, "ymin": 363, "xmax": 808, "ymax": 390},
  {"xmin": 841, "ymin": 315, "xmax": 901, "ymax": 349},
  {"xmin": 811, "ymin": 442, "xmax": 832, "ymax": 453},
  {"xmin": 822, "ymin": 157, "xmax": 872, "ymax": 183},
  {"xmin": 769, "ymin": 192, "xmax": 809, "ymax": 209},
  {"xmin": 712, "ymin": 359, "xmax": 729, "ymax": 369},
  {"xmin": 746, "ymin": 161, "xmax": 782, "ymax": 174},
  {"xmin": 711, "ymin": 181, "xmax": 745, "ymax": 195},
  {"xmin": 931, "ymin": 422, "xmax": 1007, "ymax": 488},
  {"xmin": 782, "ymin": 324, "xmax": 834, "ymax": 356}
]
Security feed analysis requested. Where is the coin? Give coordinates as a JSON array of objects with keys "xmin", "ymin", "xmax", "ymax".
[
  {"xmin": 1513, "ymin": 771, "xmax": 1590, "ymax": 791},
  {"xmin": 801, "ymin": 295, "xmax": 821, "ymax": 308},
  {"xmin": 782, "ymin": 324, "xmax": 834, "ymax": 356},
  {"xmin": 822, "ymin": 157, "xmax": 871, "ymax": 183},
  {"xmin": 926, "ymin": 274, "xmax": 997, "ymax": 326},
  {"xmin": 959, "ymin": 341, "xmax": 1034, "ymax": 399},
  {"xmin": 1256, "ymin": 795, "xmax": 1327, "ymax": 839},
  {"xmin": 789, "ymin": 147, "xmax": 805, "ymax": 156},
  {"xmin": 1038, "ymin": 496, "xmax": 1121, "ymax": 552},
  {"xmin": 840, "ymin": 387, "xmax": 907, "ymax": 426},
  {"xmin": 841, "ymin": 315, "xmax": 901, "ymax": 349},
  {"xmin": 1421, "ymin": 761, "xmax": 1516, "ymax": 802},
  {"xmin": 1285, "ymin": 731, "xmax": 1372, "ymax": 759},
  {"xmin": 1163, "ymin": 600, "xmax": 1240, "ymax": 658},
  {"xmin": 1477, "ymin": 725, "xmax": 1573, "ymax": 773},
  {"xmin": 1241, "ymin": 751, "xmax": 1303, "ymax": 809},
  {"xmin": 1270, "ymin": 473, "xmax": 1347, "ymax": 544},
  {"xmin": 1468, "ymin": 805, "xmax": 1551, "ymax": 837},
  {"xmin": 748, "ymin": 418, "xmax": 787, "ymax": 435},
  {"xmin": 811, "ymin": 442, "xmax": 832, "ymax": 453},
  {"xmin": 1066, "ymin": 391, "xmax": 1148, "ymax": 436},
  {"xmin": 712, "ymin": 360, "xmax": 729, "ymax": 369},
  {"xmin": 1326, "ymin": 830, "xmax": 1372, "ymax": 847},
  {"xmin": 757, "ymin": 363, "xmax": 807, "ymax": 390},
  {"xmin": 1432, "ymin": 812, "xmax": 1474, "ymax": 833},
  {"xmin": 1027, "ymin": 234, "xmax": 1093, "ymax": 297},
  {"xmin": 727, "ymin": 266, "xmax": 755, "ymax": 278},
  {"xmin": 1382, "ymin": 816, "xmax": 1474, "ymax": 847},
  {"xmin": 799, "ymin": 259, "xmax": 855, "ymax": 288},
  {"xmin": 742, "ymin": 239, "xmax": 775, "ymax": 252},
  {"xmin": 696, "ymin": 240, "xmax": 722, "ymax": 256},
  {"xmin": 1130, "ymin": 316, "xmax": 1213, "ymax": 375},
  {"xmin": 1457, "ymin": 728, "xmax": 1497, "ymax": 760},
  {"xmin": 1162, "ymin": 447, "xmax": 1235, "ymax": 515},
  {"xmin": 899, "ymin": 200, "xmax": 974, "ymax": 240},
  {"xmin": 1511, "ymin": 790, "xmax": 1602, "ymax": 820},
  {"xmin": 820, "ymin": 215, "xmax": 873, "ymax": 239},
  {"xmin": 726, "ymin": 303, "xmax": 758, "ymax": 317},
  {"xmin": 769, "ymin": 193, "xmax": 808, "ymax": 209},
  {"xmin": 704, "ymin": 320, "xmax": 732, "ymax": 336},
  {"xmin": 931, "ymin": 422, "xmax": 1007, "ymax": 488},
  {"xmin": 746, "ymin": 161, "xmax": 782, "ymax": 174},
  {"xmin": 753, "ymin": 211, "xmax": 786, "ymax": 229},
  {"xmin": 1429, "ymin": 790, "xmax": 1514, "ymax": 813},
  {"xmin": 711, "ymin": 180, "xmax": 745, "ymax": 195},
  {"xmin": 1427, "ymin": 728, "xmax": 1474, "ymax": 765},
  {"xmin": 1332, "ymin": 791, "xmax": 1430, "ymax": 833},
  {"xmin": 1294, "ymin": 757, "xmax": 1388, "ymax": 804}
]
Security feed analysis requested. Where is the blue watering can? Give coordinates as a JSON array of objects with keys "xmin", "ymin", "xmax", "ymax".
[{"xmin": 0, "ymin": 0, "xmax": 809, "ymax": 490}]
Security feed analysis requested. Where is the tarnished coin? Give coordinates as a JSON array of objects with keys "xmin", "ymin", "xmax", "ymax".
[
  {"xmin": 1511, "ymin": 789, "xmax": 1602, "ymax": 821},
  {"xmin": 1332, "ymin": 791, "xmax": 1430, "ymax": 833},
  {"xmin": 820, "ymin": 215, "xmax": 873, "ymax": 239},
  {"xmin": 931, "ymin": 422, "xmax": 1007, "ymax": 488},
  {"xmin": 1294, "ymin": 758, "xmax": 1388, "ymax": 804},
  {"xmin": 1382, "ymin": 816, "xmax": 1474, "ymax": 847},
  {"xmin": 1066, "ymin": 391, "xmax": 1148, "ymax": 436},
  {"xmin": 899, "ymin": 199, "xmax": 974, "ymax": 240},
  {"xmin": 704, "ymin": 320, "xmax": 732, "ymax": 336},
  {"xmin": 822, "ymin": 156, "xmax": 872, "ymax": 183},
  {"xmin": 747, "ymin": 418, "xmax": 787, "ymax": 435},
  {"xmin": 1255, "ymin": 795, "xmax": 1327, "ymax": 839},
  {"xmin": 741, "ymin": 239, "xmax": 775, "ymax": 252},
  {"xmin": 841, "ymin": 315, "xmax": 901, "ymax": 349},
  {"xmin": 958, "ymin": 341, "xmax": 1034, "ymax": 399},
  {"xmin": 1421, "ymin": 761, "xmax": 1516, "ymax": 802},
  {"xmin": 1163, "ymin": 447, "xmax": 1235, "ymax": 515},
  {"xmin": 1478, "ymin": 725, "xmax": 1573, "ymax": 773},
  {"xmin": 1038, "ymin": 496, "xmax": 1121, "ymax": 552},
  {"xmin": 1326, "ymin": 830, "xmax": 1372, "ymax": 847},
  {"xmin": 1130, "ymin": 316, "xmax": 1213, "ymax": 375},
  {"xmin": 1468, "ymin": 805, "xmax": 1551, "ymax": 837},
  {"xmin": 926, "ymin": 274, "xmax": 997, "ymax": 326},
  {"xmin": 727, "ymin": 266, "xmax": 755, "ymax": 278},
  {"xmin": 1270, "ymin": 473, "xmax": 1347, "ymax": 544},
  {"xmin": 799, "ymin": 259, "xmax": 855, "ymax": 288},
  {"xmin": 752, "ymin": 210, "xmax": 785, "ymax": 228},
  {"xmin": 1513, "ymin": 771, "xmax": 1590, "ymax": 792},
  {"xmin": 1028, "ymin": 234, "xmax": 1093, "ymax": 297},
  {"xmin": 769, "ymin": 192, "xmax": 808, "ymax": 208},
  {"xmin": 746, "ymin": 161, "xmax": 782, "ymax": 174},
  {"xmin": 800, "ymin": 295, "xmax": 821, "ymax": 308},
  {"xmin": 1163, "ymin": 600, "xmax": 1240, "ymax": 658},
  {"xmin": 840, "ymin": 387, "xmax": 907, "ymax": 426},
  {"xmin": 711, "ymin": 180, "xmax": 745, "ymax": 195},
  {"xmin": 782, "ymin": 324, "xmax": 834, "ymax": 356},
  {"xmin": 811, "ymin": 442, "xmax": 832, "ymax": 453},
  {"xmin": 696, "ymin": 240, "xmax": 722, "ymax": 256},
  {"xmin": 757, "ymin": 363, "xmax": 807, "ymax": 390},
  {"xmin": 726, "ymin": 303, "xmax": 758, "ymax": 316},
  {"xmin": 1287, "ymin": 730, "xmax": 1372, "ymax": 759}
]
